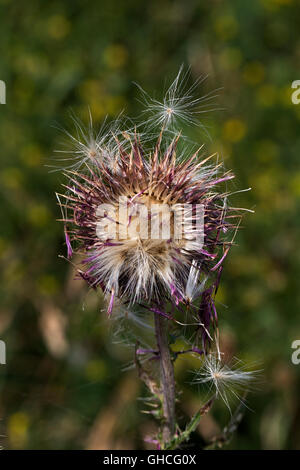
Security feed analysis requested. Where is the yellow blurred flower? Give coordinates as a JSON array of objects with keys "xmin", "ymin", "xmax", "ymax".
[
  {"xmin": 79, "ymin": 79, "xmax": 104, "ymax": 102},
  {"xmin": 243, "ymin": 62, "xmax": 265, "ymax": 86},
  {"xmin": 4, "ymin": 259, "xmax": 25, "ymax": 285},
  {"xmin": 255, "ymin": 139, "xmax": 279, "ymax": 162},
  {"xmin": 255, "ymin": 172, "xmax": 279, "ymax": 195},
  {"xmin": 280, "ymin": 85, "xmax": 295, "ymax": 107},
  {"xmin": 20, "ymin": 144, "xmax": 43, "ymax": 167},
  {"xmin": 256, "ymin": 84, "xmax": 277, "ymax": 107},
  {"xmin": 273, "ymin": 191, "xmax": 295, "ymax": 211},
  {"xmin": 103, "ymin": 44, "xmax": 128, "ymax": 69},
  {"xmin": 260, "ymin": 0, "xmax": 293, "ymax": 10},
  {"xmin": 15, "ymin": 54, "xmax": 48, "ymax": 78},
  {"xmin": 223, "ymin": 118, "xmax": 246, "ymax": 142},
  {"xmin": 85, "ymin": 359, "xmax": 107, "ymax": 381},
  {"xmin": 105, "ymin": 96, "xmax": 127, "ymax": 115},
  {"xmin": 228, "ymin": 254, "xmax": 265, "ymax": 276},
  {"xmin": 47, "ymin": 15, "xmax": 71, "ymax": 40},
  {"xmin": 249, "ymin": 170, "xmax": 281, "ymax": 207},
  {"xmin": 0, "ymin": 237, "xmax": 8, "ymax": 258},
  {"xmin": 219, "ymin": 47, "xmax": 242, "ymax": 70},
  {"xmin": 28, "ymin": 204, "xmax": 51, "ymax": 227},
  {"xmin": 214, "ymin": 15, "xmax": 238, "ymax": 41},
  {"xmin": 78, "ymin": 79, "xmax": 127, "ymax": 120},
  {"xmin": 78, "ymin": 80, "xmax": 106, "ymax": 120},
  {"xmin": 8, "ymin": 412, "xmax": 30, "ymax": 449},
  {"xmin": 1, "ymin": 168, "xmax": 23, "ymax": 189},
  {"xmin": 289, "ymin": 173, "xmax": 300, "ymax": 197},
  {"xmin": 37, "ymin": 275, "xmax": 59, "ymax": 296},
  {"xmin": 242, "ymin": 286, "xmax": 264, "ymax": 308},
  {"xmin": 266, "ymin": 269, "xmax": 287, "ymax": 292},
  {"xmin": 215, "ymin": 285, "xmax": 226, "ymax": 304}
]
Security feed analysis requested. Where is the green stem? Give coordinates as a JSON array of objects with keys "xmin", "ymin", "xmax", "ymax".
[{"xmin": 154, "ymin": 313, "xmax": 176, "ymax": 445}]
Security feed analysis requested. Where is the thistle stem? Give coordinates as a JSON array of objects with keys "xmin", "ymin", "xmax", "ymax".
[{"xmin": 154, "ymin": 313, "xmax": 176, "ymax": 444}]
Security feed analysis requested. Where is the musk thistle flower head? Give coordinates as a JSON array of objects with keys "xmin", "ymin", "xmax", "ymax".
[
  {"xmin": 56, "ymin": 69, "xmax": 241, "ymax": 350},
  {"xmin": 57, "ymin": 131, "xmax": 235, "ymax": 310}
]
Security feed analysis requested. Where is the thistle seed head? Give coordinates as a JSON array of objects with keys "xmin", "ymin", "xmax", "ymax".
[
  {"xmin": 57, "ymin": 131, "xmax": 236, "ymax": 314},
  {"xmin": 193, "ymin": 354, "xmax": 260, "ymax": 412},
  {"xmin": 56, "ymin": 70, "xmax": 241, "ymax": 328}
]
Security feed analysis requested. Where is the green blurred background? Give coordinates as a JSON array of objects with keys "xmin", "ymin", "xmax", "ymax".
[{"xmin": 0, "ymin": 0, "xmax": 299, "ymax": 450}]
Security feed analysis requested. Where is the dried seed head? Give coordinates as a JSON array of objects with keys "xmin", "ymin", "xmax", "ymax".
[
  {"xmin": 56, "ymin": 69, "xmax": 242, "ymax": 330},
  {"xmin": 58, "ymin": 131, "xmax": 236, "ymax": 315},
  {"xmin": 193, "ymin": 354, "xmax": 260, "ymax": 412},
  {"xmin": 135, "ymin": 65, "xmax": 221, "ymax": 134}
]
